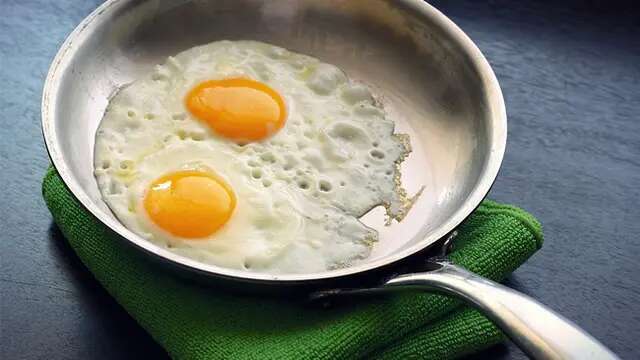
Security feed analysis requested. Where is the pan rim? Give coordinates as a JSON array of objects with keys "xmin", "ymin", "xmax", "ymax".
[{"xmin": 41, "ymin": 0, "xmax": 507, "ymax": 284}]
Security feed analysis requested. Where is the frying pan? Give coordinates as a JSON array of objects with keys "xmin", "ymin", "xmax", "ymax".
[{"xmin": 41, "ymin": 0, "xmax": 616, "ymax": 358}]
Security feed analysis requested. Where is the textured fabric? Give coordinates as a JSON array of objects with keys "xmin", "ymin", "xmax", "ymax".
[{"xmin": 42, "ymin": 167, "xmax": 543, "ymax": 359}]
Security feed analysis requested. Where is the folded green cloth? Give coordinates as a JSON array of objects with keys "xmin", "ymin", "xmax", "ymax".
[{"xmin": 42, "ymin": 167, "xmax": 542, "ymax": 359}]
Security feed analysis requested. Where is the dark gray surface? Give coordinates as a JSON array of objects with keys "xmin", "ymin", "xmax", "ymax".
[{"xmin": 1, "ymin": 0, "xmax": 638, "ymax": 359}]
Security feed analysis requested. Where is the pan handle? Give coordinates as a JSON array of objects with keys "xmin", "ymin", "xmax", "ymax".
[{"xmin": 383, "ymin": 261, "xmax": 618, "ymax": 360}]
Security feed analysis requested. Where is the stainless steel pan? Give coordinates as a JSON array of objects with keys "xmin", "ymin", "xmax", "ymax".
[{"xmin": 41, "ymin": 0, "xmax": 616, "ymax": 358}]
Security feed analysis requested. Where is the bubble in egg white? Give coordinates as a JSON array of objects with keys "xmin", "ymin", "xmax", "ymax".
[{"xmin": 307, "ymin": 63, "xmax": 347, "ymax": 95}]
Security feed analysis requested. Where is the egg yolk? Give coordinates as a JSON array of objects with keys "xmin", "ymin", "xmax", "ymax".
[
  {"xmin": 185, "ymin": 78, "xmax": 286, "ymax": 142},
  {"xmin": 144, "ymin": 170, "xmax": 236, "ymax": 239}
]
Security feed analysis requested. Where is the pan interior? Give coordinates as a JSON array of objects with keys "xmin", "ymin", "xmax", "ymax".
[{"xmin": 43, "ymin": 0, "xmax": 504, "ymax": 280}]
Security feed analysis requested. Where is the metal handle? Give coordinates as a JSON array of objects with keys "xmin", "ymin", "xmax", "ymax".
[{"xmin": 384, "ymin": 261, "xmax": 618, "ymax": 360}]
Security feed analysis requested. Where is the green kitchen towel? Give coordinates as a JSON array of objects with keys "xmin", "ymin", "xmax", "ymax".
[{"xmin": 42, "ymin": 167, "xmax": 543, "ymax": 359}]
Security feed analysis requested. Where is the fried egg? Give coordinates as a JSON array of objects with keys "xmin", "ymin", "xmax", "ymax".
[{"xmin": 94, "ymin": 40, "xmax": 417, "ymax": 274}]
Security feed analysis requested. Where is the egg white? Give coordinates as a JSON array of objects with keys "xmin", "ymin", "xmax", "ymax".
[{"xmin": 94, "ymin": 40, "xmax": 414, "ymax": 274}]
